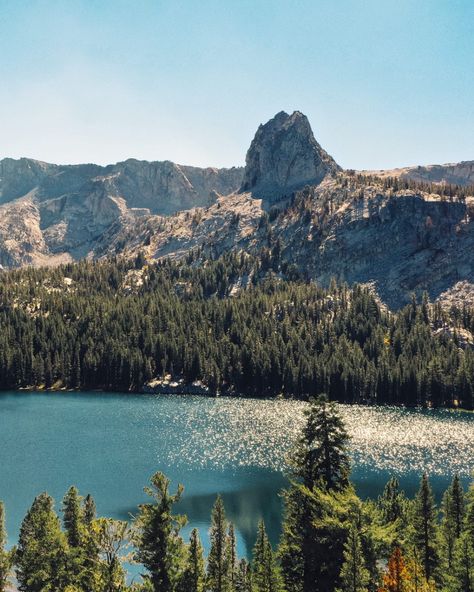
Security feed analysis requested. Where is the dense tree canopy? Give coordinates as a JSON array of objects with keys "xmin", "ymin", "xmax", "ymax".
[{"xmin": 0, "ymin": 254, "xmax": 472, "ymax": 408}]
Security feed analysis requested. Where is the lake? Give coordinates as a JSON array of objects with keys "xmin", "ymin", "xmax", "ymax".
[{"xmin": 0, "ymin": 391, "xmax": 473, "ymax": 562}]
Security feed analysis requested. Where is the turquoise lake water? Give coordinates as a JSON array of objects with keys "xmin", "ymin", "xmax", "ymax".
[{"xmin": 0, "ymin": 391, "xmax": 473, "ymax": 561}]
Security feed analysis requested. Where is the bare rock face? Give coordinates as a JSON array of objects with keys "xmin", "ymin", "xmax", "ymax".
[
  {"xmin": 0, "ymin": 157, "xmax": 243, "ymax": 266},
  {"xmin": 363, "ymin": 161, "xmax": 474, "ymax": 187},
  {"xmin": 241, "ymin": 111, "xmax": 341, "ymax": 200}
]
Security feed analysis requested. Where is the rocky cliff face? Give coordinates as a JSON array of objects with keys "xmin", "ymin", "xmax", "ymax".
[
  {"xmin": 364, "ymin": 160, "xmax": 474, "ymax": 186},
  {"xmin": 0, "ymin": 111, "xmax": 473, "ymax": 308},
  {"xmin": 240, "ymin": 111, "xmax": 340, "ymax": 200},
  {"xmin": 0, "ymin": 157, "xmax": 243, "ymax": 266}
]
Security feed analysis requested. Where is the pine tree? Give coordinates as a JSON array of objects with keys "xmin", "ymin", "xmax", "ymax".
[
  {"xmin": 441, "ymin": 487, "xmax": 457, "ymax": 573},
  {"xmin": 62, "ymin": 485, "xmax": 84, "ymax": 548},
  {"xmin": 178, "ymin": 528, "xmax": 205, "ymax": 592},
  {"xmin": 0, "ymin": 502, "xmax": 12, "ymax": 592},
  {"xmin": 338, "ymin": 523, "xmax": 369, "ymax": 592},
  {"xmin": 84, "ymin": 493, "xmax": 97, "ymax": 527},
  {"xmin": 235, "ymin": 559, "xmax": 251, "ymax": 592},
  {"xmin": 466, "ymin": 482, "xmax": 474, "ymax": 548},
  {"xmin": 16, "ymin": 492, "xmax": 69, "ymax": 592},
  {"xmin": 378, "ymin": 478, "xmax": 406, "ymax": 524},
  {"xmin": 208, "ymin": 496, "xmax": 230, "ymax": 592},
  {"xmin": 281, "ymin": 395, "xmax": 353, "ymax": 592},
  {"xmin": 252, "ymin": 520, "xmax": 283, "ymax": 592},
  {"xmin": 82, "ymin": 494, "xmax": 100, "ymax": 592},
  {"xmin": 227, "ymin": 523, "xmax": 238, "ymax": 591},
  {"xmin": 451, "ymin": 533, "xmax": 474, "ymax": 592},
  {"xmin": 450, "ymin": 475, "xmax": 465, "ymax": 538},
  {"xmin": 134, "ymin": 472, "xmax": 186, "ymax": 592},
  {"xmin": 291, "ymin": 394, "xmax": 350, "ymax": 491},
  {"xmin": 411, "ymin": 475, "xmax": 438, "ymax": 582}
]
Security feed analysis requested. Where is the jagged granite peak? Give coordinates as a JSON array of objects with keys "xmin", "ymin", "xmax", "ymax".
[{"xmin": 240, "ymin": 110, "xmax": 341, "ymax": 200}]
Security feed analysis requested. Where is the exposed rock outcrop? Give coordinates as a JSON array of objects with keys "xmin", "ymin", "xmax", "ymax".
[
  {"xmin": 0, "ymin": 157, "xmax": 243, "ymax": 266},
  {"xmin": 0, "ymin": 111, "xmax": 473, "ymax": 309},
  {"xmin": 240, "ymin": 111, "xmax": 340, "ymax": 200}
]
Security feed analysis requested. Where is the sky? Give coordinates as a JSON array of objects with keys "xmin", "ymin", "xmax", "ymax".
[{"xmin": 0, "ymin": 0, "xmax": 472, "ymax": 170}]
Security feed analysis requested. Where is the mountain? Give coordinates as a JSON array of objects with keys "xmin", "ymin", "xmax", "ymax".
[
  {"xmin": 0, "ymin": 111, "xmax": 473, "ymax": 308},
  {"xmin": 240, "ymin": 110, "xmax": 340, "ymax": 200},
  {"xmin": 0, "ymin": 157, "xmax": 242, "ymax": 266},
  {"xmin": 363, "ymin": 160, "xmax": 474, "ymax": 186}
]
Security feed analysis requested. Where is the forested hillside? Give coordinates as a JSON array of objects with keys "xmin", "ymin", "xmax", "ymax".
[{"xmin": 0, "ymin": 253, "xmax": 473, "ymax": 408}]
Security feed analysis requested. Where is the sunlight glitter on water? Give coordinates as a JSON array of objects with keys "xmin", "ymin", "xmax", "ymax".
[{"xmin": 154, "ymin": 398, "xmax": 474, "ymax": 477}]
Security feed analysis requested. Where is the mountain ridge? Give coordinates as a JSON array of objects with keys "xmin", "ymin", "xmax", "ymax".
[{"xmin": 0, "ymin": 111, "xmax": 473, "ymax": 308}]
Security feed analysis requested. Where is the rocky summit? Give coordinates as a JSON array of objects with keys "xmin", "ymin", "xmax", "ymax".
[
  {"xmin": 240, "ymin": 110, "xmax": 340, "ymax": 200},
  {"xmin": 0, "ymin": 111, "xmax": 473, "ymax": 308}
]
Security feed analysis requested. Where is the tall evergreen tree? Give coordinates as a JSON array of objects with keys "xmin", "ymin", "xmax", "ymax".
[
  {"xmin": 291, "ymin": 394, "xmax": 350, "ymax": 491},
  {"xmin": 338, "ymin": 523, "xmax": 369, "ymax": 592},
  {"xmin": 208, "ymin": 496, "xmax": 230, "ymax": 592},
  {"xmin": 81, "ymin": 494, "xmax": 100, "ymax": 592},
  {"xmin": 451, "ymin": 533, "xmax": 474, "ymax": 592},
  {"xmin": 235, "ymin": 559, "xmax": 252, "ymax": 592},
  {"xmin": 134, "ymin": 472, "xmax": 186, "ymax": 592},
  {"xmin": 281, "ymin": 394, "xmax": 353, "ymax": 592},
  {"xmin": 62, "ymin": 486, "xmax": 84, "ymax": 548},
  {"xmin": 0, "ymin": 502, "xmax": 12, "ymax": 592},
  {"xmin": 227, "ymin": 523, "xmax": 238, "ymax": 591},
  {"xmin": 178, "ymin": 528, "xmax": 205, "ymax": 592},
  {"xmin": 252, "ymin": 520, "xmax": 283, "ymax": 592},
  {"xmin": 16, "ymin": 492, "xmax": 69, "ymax": 592},
  {"xmin": 411, "ymin": 474, "xmax": 438, "ymax": 582}
]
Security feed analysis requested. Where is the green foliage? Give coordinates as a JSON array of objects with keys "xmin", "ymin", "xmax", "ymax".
[
  {"xmin": 291, "ymin": 394, "xmax": 350, "ymax": 491},
  {"xmin": 0, "ymin": 254, "xmax": 472, "ymax": 408},
  {"xmin": 16, "ymin": 492, "xmax": 69, "ymax": 592},
  {"xmin": 410, "ymin": 475, "xmax": 439, "ymax": 582},
  {"xmin": 252, "ymin": 520, "xmax": 283, "ymax": 592},
  {"xmin": 177, "ymin": 529, "xmax": 205, "ymax": 592},
  {"xmin": 0, "ymin": 502, "xmax": 13, "ymax": 592},
  {"xmin": 3, "ymin": 396, "xmax": 474, "ymax": 592},
  {"xmin": 207, "ymin": 496, "xmax": 230, "ymax": 592},
  {"xmin": 134, "ymin": 472, "xmax": 186, "ymax": 592},
  {"xmin": 337, "ymin": 522, "xmax": 369, "ymax": 592}
]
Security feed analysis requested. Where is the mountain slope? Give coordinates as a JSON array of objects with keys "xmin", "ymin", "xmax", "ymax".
[
  {"xmin": 0, "ymin": 111, "xmax": 473, "ymax": 308},
  {"xmin": 0, "ymin": 157, "xmax": 243, "ymax": 266}
]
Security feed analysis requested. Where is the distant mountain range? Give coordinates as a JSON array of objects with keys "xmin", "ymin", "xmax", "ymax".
[{"xmin": 1, "ymin": 111, "xmax": 473, "ymax": 308}]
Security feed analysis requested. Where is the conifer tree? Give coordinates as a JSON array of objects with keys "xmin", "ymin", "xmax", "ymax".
[
  {"xmin": 451, "ymin": 533, "xmax": 474, "ymax": 592},
  {"xmin": 338, "ymin": 523, "xmax": 369, "ymax": 592},
  {"xmin": 178, "ymin": 528, "xmax": 205, "ymax": 592},
  {"xmin": 0, "ymin": 502, "xmax": 12, "ymax": 592},
  {"xmin": 235, "ymin": 559, "xmax": 251, "ymax": 592},
  {"xmin": 280, "ymin": 395, "xmax": 353, "ymax": 592},
  {"xmin": 62, "ymin": 486, "xmax": 84, "ymax": 548},
  {"xmin": 466, "ymin": 482, "xmax": 474, "ymax": 548},
  {"xmin": 84, "ymin": 493, "xmax": 97, "ymax": 527},
  {"xmin": 252, "ymin": 520, "xmax": 283, "ymax": 592},
  {"xmin": 208, "ymin": 496, "xmax": 230, "ymax": 592},
  {"xmin": 82, "ymin": 494, "xmax": 100, "ymax": 592},
  {"xmin": 411, "ymin": 475, "xmax": 438, "ymax": 582},
  {"xmin": 16, "ymin": 492, "xmax": 69, "ymax": 592},
  {"xmin": 134, "ymin": 472, "xmax": 186, "ymax": 592},
  {"xmin": 292, "ymin": 394, "xmax": 350, "ymax": 491},
  {"xmin": 227, "ymin": 523, "xmax": 238, "ymax": 591},
  {"xmin": 450, "ymin": 475, "xmax": 465, "ymax": 538}
]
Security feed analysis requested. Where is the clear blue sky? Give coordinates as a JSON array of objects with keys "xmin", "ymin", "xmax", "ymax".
[{"xmin": 0, "ymin": 0, "xmax": 472, "ymax": 169}]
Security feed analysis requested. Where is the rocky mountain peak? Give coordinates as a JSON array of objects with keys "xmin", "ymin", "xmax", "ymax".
[{"xmin": 240, "ymin": 110, "xmax": 341, "ymax": 200}]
